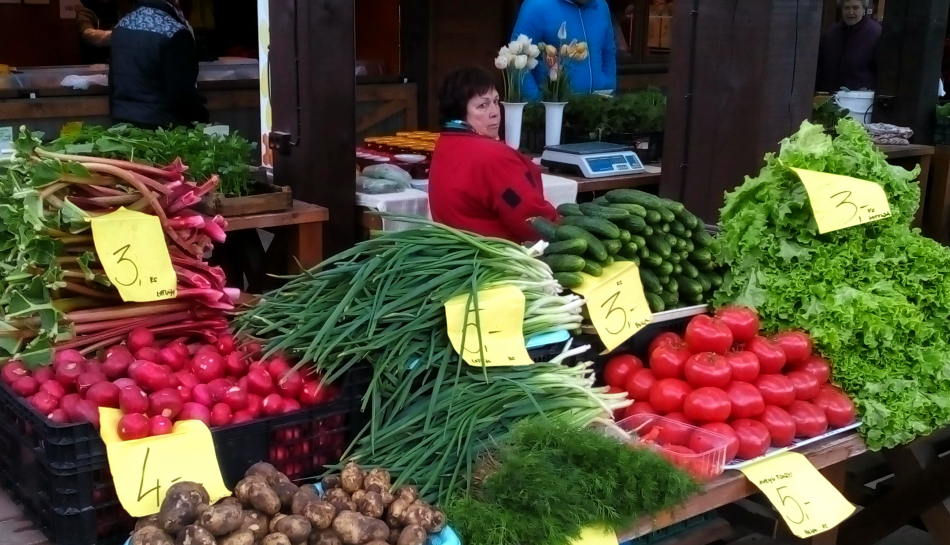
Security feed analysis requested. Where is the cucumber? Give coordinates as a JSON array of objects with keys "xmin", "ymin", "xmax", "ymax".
[
  {"xmin": 689, "ymin": 248, "xmax": 713, "ymax": 264},
  {"xmin": 673, "ymin": 264, "xmax": 683, "ymax": 275},
  {"xmin": 674, "ymin": 238, "xmax": 689, "ymax": 253},
  {"xmin": 545, "ymin": 239, "xmax": 587, "ymax": 256},
  {"xmin": 554, "ymin": 272, "xmax": 584, "ymax": 289},
  {"xmin": 556, "ymin": 225, "xmax": 609, "ymax": 262},
  {"xmin": 630, "ymin": 255, "xmax": 641, "ymax": 265},
  {"xmin": 643, "ymin": 252, "xmax": 663, "ymax": 268},
  {"xmin": 698, "ymin": 260, "xmax": 717, "ymax": 272},
  {"xmin": 601, "ymin": 256, "xmax": 615, "ymax": 266},
  {"xmin": 603, "ymin": 239, "xmax": 623, "ymax": 255},
  {"xmin": 668, "ymin": 252, "xmax": 681, "ymax": 264},
  {"xmin": 645, "ymin": 210, "xmax": 662, "ymax": 224},
  {"xmin": 660, "ymin": 198, "xmax": 686, "ymax": 215},
  {"xmin": 646, "ymin": 292, "xmax": 665, "ymax": 313},
  {"xmin": 583, "ymin": 260, "xmax": 603, "ymax": 277},
  {"xmin": 646, "ymin": 235, "xmax": 672, "ymax": 258},
  {"xmin": 678, "ymin": 211, "xmax": 701, "ymax": 230},
  {"xmin": 623, "ymin": 215, "xmax": 647, "ymax": 233},
  {"xmin": 642, "ymin": 225, "xmax": 655, "ymax": 236},
  {"xmin": 556, "ymin": 203, "xmax": 583, "ymax": 217},
  {"xmin": 579, "ymin": 202, "xmax": 630, "ymax": 221},
  {"xmin": 708, "ymin": 271, "xmax": 723, "ymax": 288},
  {"xmin": 630, "ymin": 235, "xmax": 647, "ymax": 249},
  {"xmin": 609, "ymin": 203, "xmax": 648, "ymax": 217},
  {"xmin": 685, "ymin": 240, "xmax": 695, "ymax": 253},
  {"xmin": 620, "ymin": 242, "xmax": 640, "ymax": 260},
  {"xmin": 640, "ymin": 268, "xmax": 663, "ymax": 294},
  {"xmin": 686, "ymin": 292, "xmax": 706, "ymax": 305},
  {"xmin": 681, "ymin": 261, "xmax": 700, "ymax": 279},
  {"xmin": 592, "ymin": 196, "xmax": 610, "ymax": 206},
  {"xmin": 605, "ymin": 189, "xmax": 663, "ymax": 208},
  {"xmin": 658, "ymin": 275, "xmax": 670, "ymax": 285},
  {"xmin": 665, "ymin": 277, "xmax": 679, "ymax": 294},
  {"xmin": 639, "ymin": 246, "xmax": 651, "ymax": 259},
  {"xmin": 542, "ymin": 254, "xmax": 586, "ymax": 273},
  {"xmin": 561, "ymin": 216, "xmax": 622, "ymax": 239},
  {"xmin": 670, "ymin": 220, "xmax": 686, "ymax": 237},
  {"xmin": 660, "ymin": 223, "xmax": 671, "ymax": 233},
  {"xmin": 676, "ymin": 275, "xmax": 704, "ymax": 296},
  {"xmin": 665, "ymin": 234, "xmax": 678, "ymax": 248},
  {"xmin": 656, "ymin": 260, "xmax": 674, "ymax": 277},
  {"xmin": 656, "ymin": 207, "xmax": 676, "ymax": 223},
  {"xmin": 528, "ymin": 217, "xmax": 559, "ymax": 241},
  {"xmin": 660, "ymin": 290, "xmax": 679, "ymax": 308},
  {"xmin": 695, "ymin": 274, "xmax": 712, "ymax": 292},
  {"xmin": 692, "ymin": 228, "xmax": 716, "ymax": 248},
  {"xmin": 618, "ymin": 229, "xmax": 631, "ymax": 243}
]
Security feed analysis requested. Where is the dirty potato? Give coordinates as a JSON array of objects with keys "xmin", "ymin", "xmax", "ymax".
[
  {"xmin": 339, "ymin": 462, "xmax": 365, "ymax": 494},
  {"xmin": 324, "ymin": 488, "xmax": 350, "ymax": 504},
  {"xmin": 308, "ymin": 529, "xmax": 343, "ymax": 545},
  {"xmin": 159, "ymin": 481, "xmax": 210, "ymax": 534},
  {"xmin": 385, "ymin": 497, "xmax": 411, "ymax": 528},
  {"xmin": 174, "ymin": 524, "xmax": 215, "ymax": 545},
  {"xmin": 130, "ymin": 526, "xmax": 174, "ymax": 545},
  {"xmin": 234, "ymin": 475, "xmax": 267, "ymax": 507},
  {"xmin": 387, "ymin": 528, "xmax": 400, "ymax": 545},
  {"xmin": 362, "ymin": 469, "xmax": 391, "ymax": 491},
  {"xmin": 269, "ymin": 513, "xmax": 287, "ymax": 534},
  {"xmin": 248, "ymin": 480, "xmax": 282, "ymax": 516},
  {"xmin": 218, "ymin": 529, "xmax": 255, "ymax": 545},
  {"xmin": 272, "ymin": 480, "xmax": 301, "ymax": 510},
  {"xmin": 240, "ymin": 509, "xmax": 269, "ymax": 541},
  {"xmin": 396, "ymin": 525, "xmax": 426, "ymax": 545},
  {"xmin": 357, "ymin": 492, "xmax": 384, "ymax": 519},
  {"xmin": 350, "ymin": 489, "xmax": 367, "ymax": 504},
  {"xmin": 274, "ymin": 514, "xmax": 312, "ymax": 544},
  {"xmin": 165, "ymin": 482, "xmax": 211, "ymax": 509},
  {"xmin": 245, "ymin": 462, "xmax": 281, "ymax": 482},
  {"xmin": 197, "ymin": 502, "xmax": 244, "ymax": 537},
  {"xmin": 217, "ymin": 497, "xmax": 243, "ymax": 509},
  {"xmin": 332, "ymin": 511, "xmax": 389, "ymax": 545},
  {"xmin": 135, "ymin": 514, "xmax": 162, "ymax": 532},
  {"xmin": 365, "ymin": 542, "xmax": 390, "ymax": 545},
  {"xmin": 321, "ymin": 475, "xmax": 342, "ymax": 490},
  {"xmin": 379, "ymin": 490, "xmax": 395, "ymax": 507},
  {"xmin": 301, "ymin": 501, "xmax": 336, "ymax": 529},
  {"xmin": 292, "ymin": 487, "xmax": 320, "ymax": 515},
  {"xmin": 394, "ymin": 486, "xmax": 417, "ymax": 503},
  {"xmin": 261, "ymin": 533, "xmax": 292, "ymax": 545}
]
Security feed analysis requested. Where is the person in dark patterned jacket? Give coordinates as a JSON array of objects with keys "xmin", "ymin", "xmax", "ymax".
[{"xmin": 109, "ymin": 0, "xmax": 209, "ymax": 128}]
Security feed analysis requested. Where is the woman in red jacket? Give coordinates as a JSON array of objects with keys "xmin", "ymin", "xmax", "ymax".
[{"xmin": 428, "ymin": 67, "xmax": 559, "ymax": 243}]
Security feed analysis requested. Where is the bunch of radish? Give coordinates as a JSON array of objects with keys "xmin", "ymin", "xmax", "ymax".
[
  {"xmin": 602, "ymin": 307, "xmax": 857, "ymax": 464},
  {"xmin": 1, "ymin": 327, "xmax": 339, "ymax": 441}
]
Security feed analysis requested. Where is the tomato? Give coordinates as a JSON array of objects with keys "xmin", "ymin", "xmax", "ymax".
[
  {"xmin": 625, "ymin": 368, "xmax": 657, "ymax": 402},
  {"xmin": 683, "ymin": 352, "xmax": 732, "ymax": 389},
  {"xmin": 757, "ymin": 405, "xmax": 796, "ymax": 447},
  {"xmin": 730, "ymin": 419, "xmax": 771, "ymax": 460},
  {"xmin": 624, "ymin": 401, "xmax": 658, "ymax": 420},
  {"xmin": 813, "ymin": 387, "xmax": 856, "ymax": 428},
  {"xmin": 660, "ymin": 445, "xmax": 697, "ymax": 471},
  {"xmin": 649, "ymin": 379, "xmax": 693, "ymax": 414},
  {"xmin": 700, "ymin": 422, "xmax": 740, "ymax": 461},
  {"xmin": 603, "ymin": 354, "xmax": 643, "ymax": 388},
  {"xmin": 772, "ymin": 331, "xmax": 813, "ymax": 364},
  {"xmin": 746, "ymin": 336, "xmax": 787, "ymax": 374},
  {"xmin": 649, "ymin": 343, "xmax": 692, "ymax": 380},
  {"xmin": 649, "ymin": 332, "xmax": 683, "ymax": 357},
  {"xmin": 685, "ymin": 315, "xmax": 734, "ymax": 355},
  {"xmin": 655, "ymin": 412, "xmax": 694, "ymax": 446},
  {"xmin": 795, "ymin": 356, "xmax": 831, "ymax": 385},
  {"xmin": 714, "ymin": 306, "xmax": 760, "ymax": 344},
  {"xmin": 725, "ymin": 381, "xmax": 765, "ymax": 418},
  {"xmin": 753, "ymin": 374, "xmax": 796, "ymax": 407},
  {"xmin": 787, "ymin": 401, "xmax": 828, "ymax": 438},
  {"xmin": 786, "ymin": 370, "xmax": 821, "ymax": 401},
  {"xmin": 683, "ymin": 387, "xmax": 732, "ymax": 423},
  {"xmin": 725, "ymin": 351, "xmax": 760, "ymax": 383}
]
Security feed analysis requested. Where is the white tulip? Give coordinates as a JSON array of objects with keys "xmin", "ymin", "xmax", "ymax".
[
  {"xmin": 527, "ymin": 57, "xmax": 539, "ymax": 70},
  {"xmin": 558, "ymin": 22, "xmax": 568, "ymax": 41},
  {"xmin": 514, "ymin": 55, "xmax": 528, "ymax": 70},
  {"xmin": 550, "ymin": 68, "xmax": 559, "ymax": 81},
  {"xmin": 517, "ymin": 34, "xmax": 532, "ymax": 51},
  {"xmin": 494, "ymin": 55, "xmax": 509, "ymax": 70},
  {"xmin": 527, "ymin": 44, "xmax": 540, "ymax": 58},
  {"xmin": 508, "ymin": 40, "xmax": 523, "ymax": 55},
  {"xmin": 499, "ymin": 45, "xmax": 511, "ymax": 58}
]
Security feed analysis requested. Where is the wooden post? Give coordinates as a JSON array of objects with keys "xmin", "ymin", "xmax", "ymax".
[
  {"xmin": 873, "ymin": 0, "xmax": 950, "ymax": 145},
  {"xmin": 659, "ymin": 0, "xmax": 824, "ymax": 223},
  {"xmin": 401, "ymin": 0, "xmax": 431, "ymax": 127}
]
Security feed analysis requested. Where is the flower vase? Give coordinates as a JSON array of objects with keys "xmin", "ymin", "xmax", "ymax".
[
  {"xmin": 502, "ymin": 102, "xmax": 527, "ymax": 150},
  {"xmin": 543, "ymin": 102, "xmax": 568, "ymax": 147}
]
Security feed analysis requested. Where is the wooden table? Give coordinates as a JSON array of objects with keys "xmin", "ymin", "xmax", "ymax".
[{"xmin": 563, "ymin": 169, "xmax": 662, "ymax": 194}]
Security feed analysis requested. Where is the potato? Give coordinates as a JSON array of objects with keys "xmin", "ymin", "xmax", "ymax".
[
  {"xmin": 357, "ymin": 492, "xmax": 384, "ymax": 519},
  {"xmin": 328, "ymin": 500, "xmax": 351, "ymax": 515},
  {"xmin": 245, "ymin": 462, "xmax": 281, "ymax": 482},
  {"xmin": 197, "ymin": 503, "xmax": 244, "ymax": 537},
  {"xmin": 364, "ymin": 484, "xmax": 382, "ymax": 494},
  {"xmin": 379, "ymin": 491, "xmax": 395, "ymax": 507},
  {"xmin": 362, "ymin": 469, "xmax": 391, "ymax": 491},
  {"xmin": 130, "ymin": 526, "xmax": 174, "ymax": 545},
  {"xmin": 308, "ymin": 529, "xmax": 343, "ymax": 545},
  {"xmin": 136, "ymin": 514, "xmax": 162, "ymax": 532},
  {"xmin": 269, "ymin": 514, "xmax": 287, "ymax": 534},
  {"xmin": 365, "ymin": 542, "xmax": 389, "ymax": 545},
  {"xmin": 332, "ymin": 511, "xmax": 389, "ymax": 545},
  {"xmin": 240, "ymin": 510, "xmax": 269, "ymax": 541},
  {"xmin": 248, "ymin": 481, "xmax": 282, "ymax": 516},
  {"xmin": 166, "ymin": 482, "xmax": 211, "ymax": 508},
  {"xmin": 340, "ymin": 462, "xmax": 365, "ymax": 494},
  {"xmin": 321, "ymin": 475, "xmax": 342, "ymax": 490},
  {"xmin": 273, "ymin": 480, "xmax": 301, "ymax": 510},
  {"xmin": 292, "ymin": 487, "xmax": 320, "ymax": 515},
  {"xmin": 324, "ymin": 488, "xmax": 350, "ymax": 504},
  {"xmin": 160, "ymin": 505, "xmax": 197, "ymax": 536},
  {"xmin": 387, "ymin": 528, "xmax": 400, "ymax": 545},
  {"xmin": 262, "ymin": 533, "xmax": 292, "ymax": 545},
  {"xmin": 385, "ymin": 498, "xmax": 411, "ymax": 528},
  {"xmin": 401, "ymin": 504, "xmax": 435, "ymax": 531},
  {"xmin": 345, "ymin": 501, "xmax": 358, "ymax": 513},
  {"xmin": 174, "ymin": 524, "xmax": 215, "ymax": 545},
  {"xmin": 427, "ymin": 509, "xmax": 446, "ymax": 533},
  {"xmin": 350, "ymin": 490, "xmax": 367, "ymax": 504},
  {"xmin": 218, "ymin": 529, "xmax": 255, "ymax": 545},
  {"xmin": 159, "ymin": 482, "xmax": 210, "ymax": 534},
  {"xmin": 394, "ymin": 486, "xmax": 417, "ymax": 503},
  {"xmin": 217, "ymin": 497, "xmax": 243, "ymax": 509},
  {"xmin": 274, "ymin": 514, "xmax": 312, "ymax": 545},
  {"xmin": 396, "ymin": 526, "xmax": 426, "ymax": 545},
  {"xmin": 234, "ymin": 475, "xmax": 267, "ymax": 507},
  {"xmin": 301, "ymin": 501, "xmax": 336, "ymax": 530}
]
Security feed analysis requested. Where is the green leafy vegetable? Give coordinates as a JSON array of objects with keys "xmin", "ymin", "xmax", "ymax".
[{"xmin": 565, "ymin": 88, "xmax": 666, "ymax": 138}]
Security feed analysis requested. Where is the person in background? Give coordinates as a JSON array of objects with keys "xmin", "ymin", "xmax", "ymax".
[
  {"xmin": 109, "ymin": 0, "xmax": 208, "ymax": 128},
  {"xmin": 816, "ymin": 0, "xmax": 882, "ymax": 92},
  {"xmin": 75, "ymin": 0, "xmax": 133, "ymax": 64},
  {"xmin": 429, "ymin": 68, "xmax": 559, "ymax": 243},
  {"xmin": 511, "ymin": 0, "xmax": 617, "ymax": 100}
]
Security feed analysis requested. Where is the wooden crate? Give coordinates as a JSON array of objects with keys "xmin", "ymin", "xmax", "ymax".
[{"xmin": 197, "ymin": 181, "xmax": 293, "ymax": 218}]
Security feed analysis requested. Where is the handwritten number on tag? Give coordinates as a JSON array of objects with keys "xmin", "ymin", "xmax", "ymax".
[
  {"xmin": 113, "ymin": 244, "xmax": 140, "ymax": 287},
  {"xmin": 137, "ymin": 447, "xmax": 182, "ymax": 508}
]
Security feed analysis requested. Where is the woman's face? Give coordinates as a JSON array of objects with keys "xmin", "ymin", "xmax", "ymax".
[
  {"xmin": 841, "ymin": 0, "xmax": 865, "ymax": 26},
  {"xmin": 466, "ymin": 88, "xmax": 501, "ymax": 139}
]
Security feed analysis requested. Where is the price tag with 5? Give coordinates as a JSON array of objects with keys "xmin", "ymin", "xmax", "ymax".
[
  {"xmin": 791, "ymin": 168, "xmax": 892, "ymax": 234},
  {"xmin": 444, "ymin": 285, "xmax": 534, "ymax": 367},
  {"xmin": 739, "ymin": 451, "xmax": 855, "ymax": 538},
  {"xmin": 572, "ymin": 262, "xmax": 653, "ymax": 353},
  {"xmin": 89, "ymin": 208, "xmax": 178, "ymax": 302}
]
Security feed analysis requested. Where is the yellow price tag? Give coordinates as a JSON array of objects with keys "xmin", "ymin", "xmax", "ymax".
[
  {"xmin": 444, "ymin": 285, "xmax": 533, "ymax": 367},
  {"xmin": 60, "ymin": 121, "xmax": 83, "ymax": 137},
  {"xmin": 99, "ymin": 408, "xmax": 231, "ymax": 517},
  {"xmin": 739, "ymin": 452, "xmax": 855, "ymax": 538},
  {"xmin": 89, "ymin": 208, "xmax": 177, "ymax": 302},
  {"xmin": 792, "ymin": 168, "xmax": 892, "ymax": 234},
  {"xmin": 570, "ymin": 526, "xmax": 619, "ymax": 545},
  {"xmin": 572, "ymin": 262, "xmax": 653, "ymax": 353}
]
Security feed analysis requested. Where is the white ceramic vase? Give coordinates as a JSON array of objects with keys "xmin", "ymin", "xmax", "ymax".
[
  {"xmin": 502, "ymin": 102, "xmax": 527, "ymax": 150},
  {"xmin": 543, "ymin": 102, "xmax": 568, "ymax": 147}
]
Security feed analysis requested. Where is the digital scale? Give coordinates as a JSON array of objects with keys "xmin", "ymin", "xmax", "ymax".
[{"xmin": 540, "ymin": 142, "xmax": 645, "ymax": 179}]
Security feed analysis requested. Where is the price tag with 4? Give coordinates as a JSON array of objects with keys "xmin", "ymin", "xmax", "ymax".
[
  {"xmin": 572, "ymin": 262, "xmax": 653, "ymax": 353},
  {"xmin": 739, "ymin": 451, "xmax": 855, "ymax": 538},
  {"xmin": 444, "ymin": 285, "xmax": 533, "ymax": 367},
  {"xmin": 792, "ymin": 168, "xmax": 892, "ymax": 234}
]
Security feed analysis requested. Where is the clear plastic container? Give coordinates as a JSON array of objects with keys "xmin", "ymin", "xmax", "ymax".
[{"xmin": 617, "ymin": 413, "xmax": 730, "ymax": 480}]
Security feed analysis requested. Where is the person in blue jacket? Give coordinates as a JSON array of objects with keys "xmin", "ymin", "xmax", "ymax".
[{"xmin": 511, "ymin": 0, "xmax": 618, "ymax": 100}]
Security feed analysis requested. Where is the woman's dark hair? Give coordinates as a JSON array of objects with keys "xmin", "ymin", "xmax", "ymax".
[{"xmin": 438, "ymin": 67, "xmax": 497, "ymax": 125}]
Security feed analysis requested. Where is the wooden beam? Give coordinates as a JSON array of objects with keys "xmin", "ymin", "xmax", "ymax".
[{"xmin": 401, "ymin": 0, "xmax": 431, "ymax": 128}]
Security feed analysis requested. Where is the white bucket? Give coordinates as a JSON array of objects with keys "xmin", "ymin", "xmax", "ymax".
[{"xmin": 835, "ymin": 90, "xmax": 875, "ymax": 124}]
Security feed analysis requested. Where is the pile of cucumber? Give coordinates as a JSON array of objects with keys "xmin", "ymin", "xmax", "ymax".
[{"xmin": 529, "ymin": 189, "xmax": 723, "ymax": 313}]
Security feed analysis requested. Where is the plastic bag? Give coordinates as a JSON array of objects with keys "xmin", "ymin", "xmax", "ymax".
[
  {"xmin": 362, "ymin": 164, "xmax": 412, "ymax": 185},
  {"xmin": 356, "ymin": 175, "xmax": 408, "ymax": 194}
]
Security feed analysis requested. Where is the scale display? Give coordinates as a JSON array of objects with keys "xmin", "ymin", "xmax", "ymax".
[{"xmin": 540, "ymin": 142, "xmax": 646, "ymax": 179}]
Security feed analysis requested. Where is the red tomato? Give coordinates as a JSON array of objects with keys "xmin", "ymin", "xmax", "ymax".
[
  {"xmin": 714, "ymin": 306, "xmax": 760, "ymax": 344},
  {"xmin": 684, "ymin": 315, "xmax": 734, "ymax": 355},
  {"xmin": 649, "ymin": 332, "xmax": 683, "ymax": 357},
  {"xmin": 649, "ymin": 343, "xmax": 692, "ymax": 380},
  {"xmin": 604, "ymin": 354, "xmax": 643, "ymax": 388},
  {"xmin": 753, "ymin": 374, "xmax": 796, "ymax": 407},
  {"xmin": 655, "ymin": 412, "xmax": 694, "ymax": 446},
  {"xmin": 731, "ymin": 419, "xmax": 771, "ymax": 460},
  {"xmin": 624, "ymin": 401, "xmax": 658, "ymax": 420},
  {"xmin": 746, "ymin": 336, "xmax": 787, "ymax": 374},
  {"xmin": 683, "ymin": 352, "xmax": 732, "ymax": 389},
  {"xmin": 787, "ymin": 401, "xmax": 828, "ymax": 438},
  {"xmin": 625, "ymin": 368, "xmax": 657, "ymax": 402},
  {"xmin": 725, "ymin": 381, "xmax": 765, "ymax": 418},
  {"xmin": 649, "ymin": 379, "xmax": 693, "ymax": 414},
  {"xmin": 725, "ymin": 351, "xmax": 760, "ymax": 383},
  {"xmin": 684, "ymin": 387, "xmax": 732, "ymax": 423},
  {"xmin": 660, "ymin": 445, "xmax": 696, "ymax": 471},
  {"xmin": 813, "ymin": 387, "xmax": 856, "ymax": 428},
  {"xmin": 700, "ymin": 422, "xmax": 740, "ymax": 461},
  {"xmin": 786, "ymin": 370, "xmax": 821, "ymax": 401},
  {"xmin": 795, "ymin": 356, "xmax": 831, "ymax": 385},
  {"xmin": 757, "ymin": 406, "xmax": 796, "ymax": 447},
  {"xmin": 772, "ymin": 331, "xmax": 813, "ymax": 364}
]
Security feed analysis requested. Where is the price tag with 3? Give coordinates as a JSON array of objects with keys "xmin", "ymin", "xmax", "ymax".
[
  {"xmin": 572, "ymin": 262, "xmax": 653, "ymax": 353},
  {"xmin": 791, "ymin": 168, "xmax": 892, "ymax": 234},
  {"xmin": 444, "ymin": 285, "xmax": 533, "ymax": 367}
]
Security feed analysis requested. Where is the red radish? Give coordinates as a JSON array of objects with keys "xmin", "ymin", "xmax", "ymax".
[
  {"xmin": 225, "ymin": 352, "xmax": 248, "ymax": 377},
  {"xmin": 231, "ymin": 410, "xmax": 254, "ymax": 424},
  {"xmin": 207, "ymin": 378, "xmax": 232, "ymax": 402},
  {"xmin": 48, "ymin": 409, "xmax": 70, "ymax": 424},
  {"xmin": 246, "ymin": 368, "xmax": 274, "ymax": 396},
  {"xmin": 178, "ymin": 385, "xmax": 193, "ymax": 403},
  {"xmin": 175, "ymin": 372, "xmax": 200, "ymax": 390},
  {"xmin": 247, "ymin": 394, "xmax": 263, "ymax": 417},
  {"xmin": 101, "ymin": 354, "xmax": 132, "ymax": 381},
  {"xmin": 192, "ymin": 384, "xmax": 214, "ymax": 408},
  {"xmin": 12, "ymin": 376, "xmax": 39, "ymax": 397},
  {"xmin": 192, "ymin": 352, "xmax": 226, "ymax": 383},
  {"xmin": 86, "ymin": 382, "xmax": 120, "ymax": 408},
  {"xmin": 127, "ymin": 359, "xmax": 145, "ymax": 377},
  {"xmin": 148, "ymin": 388, "xmax": 184, "ymax": 419},
  {"xmin": 276, "ymin": 371, "xmax": 303, "ymax": 399},
  {"xmin": 266, "ymin": 357, "xmax": 292, "ymax": 381},
  {"xmin": 166, "ymin": 372, "xmax": 181, "ymax": 389},
  {"xmin": 1, "ymin": 361, "xmax": 30, "ymax": 386},
  {"xmin": 261, "ymin": 394, "xmax": 283, "ymax": 416},
  {"xmin": 105, "ymin": 345, "xmax": 133, "ymax": 362},
  {"xmin": 55, "ymin": 362, "xmax": 84, "ymax": 392},
  {"xmin": 40, "ymin": 380, "xmax": 66, "ymax": 400},
  {"xmin": 223, "ymin": 387, "xmax": 248, "ymax": 411},
  {"xmin": 215, "ymin": 334, "xmax": 236, "ymax": 355},
  {"xmin": 196, "ymin": 344, "xmax": 219, "ymax": 357},
  {"xmin": 33, "ymin": 367, "xmax": 54, "ymax": 385},
  {"xmin": 30, "ymin": 392, "xmax": 59, "ymax": 414},
  {"xmin": 135, "ymin": 347, "xmax": 162, "ymax": 364},
  {"xmin": 166, "ymin": 340, "xmax": 190, "ymax": 360},
  {"xmin": 237, "ymin": 376, "xmax": 249, "ymax": 390},
  {"xmin": 113, "ymin": 378, "xmax": 136, "ymax": 390},
  {"xmin": 76, "ymin": 371, "xmax": 107, "ymax": 396},
  {"xmin": 73, "ymin": 400, "xmax": 100, "ymax": 428},
  {"xmin": 159, "ymin": 347, "xmax": 186, "ymax": 372},
  {"xmin": 243, "ymin": 342, "xmax": 263, "ymax": 358},
  {"xmin": 178, "ymin": 402, "xmax": 213, "ymax": 426},
  {"xmin": 281, "ymin": 398, "xmax": 301, "ymax": 414},
  {"xmin": 210, "ymin": 403, "xmax": 232, "ymax": 426},
  {"xmin": 117, "ymin": 413, "xmax": 149, "ymax": 441},
  {"xmin": 127, "ymin": 328, "xmax": 154, "ymax": 354},
  {"xmin": 248, "ymin": 360, "xmax": 267, "ymax": 374},
  {"xmin": 129, "ymin": 361, "xmax": 171, "ymax": 393},
  {"xmin": 300, "ymin": 381, "xmax": 329, "ymax": 406},
  {"xmin": 148, "ymin": 415, "xmax": 174, "ymax": 436},
  {"xmin": 53, "ymin": 349, "xmax": 85, "ymax": 370},
  {"xmin": 60, "ymin": 394, "xmax": 83, "ymax": 419},
  {"xmin": 118, "ymin": 386, "xmax": 149, "ymax": 414}
]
